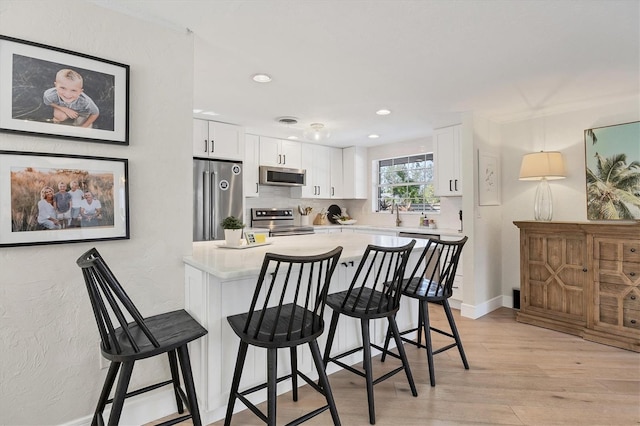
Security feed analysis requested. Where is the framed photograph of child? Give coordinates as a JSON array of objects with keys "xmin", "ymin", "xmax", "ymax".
[
  {"xmin": 0, "ymin": 150, "xmax": 130, "ymax": 247},
  {"xmin": 0, "ymin": 35, "xmax": 129, "ymax": 145}
]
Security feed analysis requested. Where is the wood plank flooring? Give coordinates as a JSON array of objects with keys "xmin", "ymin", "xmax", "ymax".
[{"xmin": 149, "ymin": 307, "xmax": 640, "ymax": 425}]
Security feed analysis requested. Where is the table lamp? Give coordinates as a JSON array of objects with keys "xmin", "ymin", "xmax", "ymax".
[{"xmin": 519, "ymin": 151, "xmax": 566, "ymax": 221}]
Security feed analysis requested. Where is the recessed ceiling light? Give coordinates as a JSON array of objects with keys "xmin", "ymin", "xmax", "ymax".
[
  {"xmin": 193, "ymin": 109, "xmax": 203, "ymax": 113},
  {"xmin": 252, "ymin": 73, "xmax": 272, "ymax": 83},
  {"xmin": 368, "ymin": 134, "xmax": 380, "ymax": 139},
  {"xmin": 376, "ymin": 109, "xmax": 391, "ymax": 116},
  {"xmin": 202, "ymin": 111, "xmax": 219, "ymax": 116}
]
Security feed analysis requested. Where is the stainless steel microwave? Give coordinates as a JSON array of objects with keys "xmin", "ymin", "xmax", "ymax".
[{"xmin": 259, "ymin": 166, "xmax": 306, "ymax": 186}]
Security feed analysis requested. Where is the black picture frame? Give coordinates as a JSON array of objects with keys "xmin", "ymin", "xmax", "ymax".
[
  {"xmin": 0, "ymin": 35, "xmax": 129, "ymax": 145},
  {"xmin": 0, "ymin": 150, "xmax": 129, "ymax": 247}
]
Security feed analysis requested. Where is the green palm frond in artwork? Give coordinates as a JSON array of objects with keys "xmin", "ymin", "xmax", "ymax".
[{"xmin": 586, "ymin": 153, "xmax": 640, "ymax": 219}]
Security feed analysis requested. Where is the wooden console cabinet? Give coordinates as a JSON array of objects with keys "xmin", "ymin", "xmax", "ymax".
[{"xmin": 514, "ymin": 221, "xmax": 640, "ymax": 352}]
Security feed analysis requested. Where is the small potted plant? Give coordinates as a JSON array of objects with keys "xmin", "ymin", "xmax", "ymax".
[{"xmin": 221, "ymin": 216, "xmax": 245, "ymax": 247}]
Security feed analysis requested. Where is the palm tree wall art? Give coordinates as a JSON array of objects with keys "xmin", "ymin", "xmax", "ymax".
[{"xmin": 584, "ymin": 121, "xmax": 640, "ymax": 220}]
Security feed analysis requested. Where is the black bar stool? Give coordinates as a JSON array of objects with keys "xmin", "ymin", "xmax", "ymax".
[
  {"xmin": 76, "ymin": 248, "xmax": 207, "ymax": 426},
  {"xmin": 381, "ymin": 236, "xmax": 468, "ymax": 386},
  {"xmin": 224, "ymin": 247, "xmax": 343, "ymax": 426},
  {"xmin": 322, "ymin": 240, "xmax": 417, "ymax": 425}
]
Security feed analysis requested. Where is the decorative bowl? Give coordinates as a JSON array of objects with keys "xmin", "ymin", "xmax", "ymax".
[{"xmin": 337, "ymin": 219, "xmax": 357, "ymax": 225}]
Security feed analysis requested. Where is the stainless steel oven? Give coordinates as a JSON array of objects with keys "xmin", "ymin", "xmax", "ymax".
[{"xmin": 251, "ymin": 208, "xmax": 315, "ymax": 237}]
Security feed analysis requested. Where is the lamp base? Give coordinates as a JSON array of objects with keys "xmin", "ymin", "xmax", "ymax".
[{"xmin": 534, "ymin": 178, "xmax": 553, "ymax": 221}]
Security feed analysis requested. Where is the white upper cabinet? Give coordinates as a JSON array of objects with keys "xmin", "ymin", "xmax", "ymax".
[
  {"xmin": 259, "ymin": 136, "xmax": 302, "ymax": 169},
  {"xmin": 292, "ymin": 144, "xmax": 331, "ymax": 199},
  {"xmin": 330, "ymin": 147, "xmax": 344, "ymax": 199},
  {"xmin": 433, "ymin": 124, "xmax": 462, "ymax": 196},
  {"xmin": 193, "ymin": 119, "xmax": 244, "ymax": 161},
  {"xmin": 244, "ymin": 134, "xmax": 260, "ymax": 198},
  {"xmin": 342, "ymin": 146, "xmax": 368, "ymax": 199}
]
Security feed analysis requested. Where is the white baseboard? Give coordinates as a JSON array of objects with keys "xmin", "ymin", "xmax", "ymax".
[
  {"xmin": 460, "ymin": 295, "xmax": 505, "ymax": 319},
  {"xmin": 60, "ymin": 388, "xmax": 178, "ymax": 426}
]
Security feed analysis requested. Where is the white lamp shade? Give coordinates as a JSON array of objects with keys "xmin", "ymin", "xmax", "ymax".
[{"xmin": 519, "ymin": 151, "xmax": 566, "ymax": 181}]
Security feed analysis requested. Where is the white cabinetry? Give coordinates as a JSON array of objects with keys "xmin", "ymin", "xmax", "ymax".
[
  {"xmin": 433, "ymin": 125, "xmax": 462, "ymax": 196},
  {"xmin": 342, "ymin": 146, "xmax": 368, "ymax": 199},
  {"xmin": 293, "ymin": 144, "xmax": 331, "ymax": 198},
  {"xmin": 244, "ymin": 134, "xmax": 260, "ymax": 198},
  {"xmin": 193, "ymin": 119, "xmax": 244, "ymax": 161},
  {"xmin": 259, "ymin": 136, "xmax": 302, "ymax": 169},
  {"xmin": 330, "ymin": 147, "xmax": 344, "ymax": 199}
]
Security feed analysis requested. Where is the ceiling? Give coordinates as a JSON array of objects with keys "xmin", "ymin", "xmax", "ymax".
[{"xmin": 92, "ymin": 0, "xmax": 639, "ymax": 147}]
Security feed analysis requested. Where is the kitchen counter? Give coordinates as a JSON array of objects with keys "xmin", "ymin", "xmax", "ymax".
[
  {"xmin": 185, "ymin": 232, "xmax": 426, "ymax": 279},
  {"xmin": 313, "ymin": 224, "xmax": 463, "ymax": 237},
  {"xmin": 184, "ymin": 232, "xmax": 423, "ymax": 423}
]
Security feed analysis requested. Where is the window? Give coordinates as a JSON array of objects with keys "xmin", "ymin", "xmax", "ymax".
[{"xmin": 375, "ymin": 154, "xmax": 440, "ymax": 213}]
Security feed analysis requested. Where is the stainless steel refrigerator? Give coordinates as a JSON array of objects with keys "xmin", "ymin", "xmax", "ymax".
[{"xmin": 193, "ymin": 158, "xmax": 243, "ymax": 241}]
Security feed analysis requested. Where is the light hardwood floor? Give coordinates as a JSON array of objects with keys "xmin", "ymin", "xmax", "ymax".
[{"xmin": 150, "ymin": 307, "xmax": 640, "ymax": 425}]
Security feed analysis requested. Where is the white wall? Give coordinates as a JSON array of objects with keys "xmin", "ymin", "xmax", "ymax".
[
  {"xmin": 0, "ymin": 1, "xmax": 194, "ymax": 424},
  {"xmin": 500, "ymin": 97, "xmax": 640, "ymax": 297}
]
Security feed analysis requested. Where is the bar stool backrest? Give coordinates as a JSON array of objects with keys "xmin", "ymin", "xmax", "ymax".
[
  {"xmin": 76, "ymin": 247, "xmax": 159, "ymax": 354},
  {"xmin": 405, "ymin": 237, "xmax": 468, "ymax": 299},
  {"xmin": 341, "ymin": 240, "xmax": 416, "ymax": 315},
  {"xmin": 243, "ymin": 247, "xmax": 343, "ymax": 343}
]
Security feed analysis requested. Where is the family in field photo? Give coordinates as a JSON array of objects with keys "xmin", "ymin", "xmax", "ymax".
[{"xmin": 10, "ymin": 167, "xmax": 115, "ymax": 233}]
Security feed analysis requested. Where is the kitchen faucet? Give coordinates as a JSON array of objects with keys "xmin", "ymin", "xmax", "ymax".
[{"xmin": 392, "ymin": 201, "xmax": 402, "ymax": 227}]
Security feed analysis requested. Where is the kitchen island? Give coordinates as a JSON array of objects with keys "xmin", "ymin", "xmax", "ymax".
[{"xmin": 184, "ymin": 233, "xmax": 427, "ymax": 423}]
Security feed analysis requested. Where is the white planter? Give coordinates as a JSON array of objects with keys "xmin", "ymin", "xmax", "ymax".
[{"xmin": 224, "ymin": 229, "xmax": 242, "ymax": 247}]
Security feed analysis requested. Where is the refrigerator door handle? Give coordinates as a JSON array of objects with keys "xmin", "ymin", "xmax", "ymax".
[
  {"xmin": 211, "ymin": 170, "xmax": 218, "ymax": 240},
  {"xmin": 202, "ymin": 170, "xmax": 210, "ymax": 240}
]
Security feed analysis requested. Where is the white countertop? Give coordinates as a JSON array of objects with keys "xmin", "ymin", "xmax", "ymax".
[
  {"xmin": 313, "ymin": 224, "xmax": 463, "ymax": 237},
  {"xmin": 184, "ymin": 233, "xmax": 427, "ymax": 280}
]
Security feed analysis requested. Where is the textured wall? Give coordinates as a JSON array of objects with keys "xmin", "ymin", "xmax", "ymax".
[{"xmin": 0, "ymin": 1, "xmax": 194, "ymax": 424}]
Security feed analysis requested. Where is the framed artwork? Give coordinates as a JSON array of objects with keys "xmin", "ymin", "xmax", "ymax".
[
  {"xmin": 0, "ymin": 35, "xmax": 129, "ymax": 145},
  {"xmin": 0, "ymin": 150, "xmax": 129, "ymax": 247},
  {"xmin": 585, "ymin": 121, "xmax": 640, "ymax": 220},
  {"xmin": 478, "ymin": 150, "xmax": 501, "ymax": 206}
]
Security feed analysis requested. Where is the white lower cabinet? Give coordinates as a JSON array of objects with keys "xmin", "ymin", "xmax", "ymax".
[{"xmin": 440, "ymin": 235, "xmax": 464, "ymax": 301}]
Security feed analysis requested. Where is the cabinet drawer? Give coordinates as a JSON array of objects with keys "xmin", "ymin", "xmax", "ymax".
[
  {"xmin": 623, "ymin": 243, "xmax": 640, "ymax": 263},
  {"xmin": 623, "ymin": 293, "xmax": 640, "ymax": 310},
  {"xmin": 623, "ymin": 309, "xmax": 640, "ymax": 330}
]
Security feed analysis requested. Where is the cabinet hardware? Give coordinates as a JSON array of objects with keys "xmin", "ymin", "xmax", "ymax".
[
  {"xmin": 631, "ymin": 248, "xmax": 636, "ymax": 252},
  {"xmin": 631, "ymin": 319, "xmax": 637, "ymax": 324},
  {"xmin": 630, "ymin": 272, "xmax": 636, "ymax": 276},
  {"xmin": 255, "ymin": 183, "xmax": 259, "ymax": 193},
  {"xmin": 211, "ymin": 139, "xmax": 215, "ymax": 153},
  {"xmin": 283, "ymin": 155, "xmax": 286, "ymax": 164},
  {"xmin": 630, "ymin": 295, "xmax": 637, "ymax": 300},
  {"xmin": 454, "ymin": 180, "xmax": 458, "ymax": 191},
  {"xmin": 449, "ymin": 180, "xmax": 453, "ymax": 192},
  {"xmin": 204, "ymin": 139, "xmax": 208, "ymax": 152},
  {"xmin": 583, "ymin": 268, "xmax": 588, "ymax": 272}
]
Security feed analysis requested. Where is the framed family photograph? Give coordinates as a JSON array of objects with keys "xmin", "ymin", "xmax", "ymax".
[
  {"xmin": 585, "ymin": 121, "xmax": 640, "ymax": 220},
  {"xmin": 0, "ymin": 35, "xmax": 129, "ymax": 144},
  {"xmin": 0, "ymin": 150, "xmax": 129, "ymax": 247}
]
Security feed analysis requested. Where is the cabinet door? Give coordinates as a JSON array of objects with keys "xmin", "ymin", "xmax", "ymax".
[
  {"xmin": 244, "ymin": 134, "xmax": 260, "ymax": 198},
  {"xmin": 209, "ymin": 121, "xmax": 244, "ymax": 161},
  {"xmin": 280, "ymin": 139, "xmax": 302, "ymax": 169},
  {"xmin": 593, "ymin": 238, "xmax": 640, "ymax": 335},
  {"xmin": 434, "ymin": 125, "xmax": 462, "ymax": 196},
  {"xmin": 258, "ymin": 136, "xmax": 281, "ymax": 167},
  {"xmin": 192, "ymin": 119, "xmax": 210, "ymax": 157},
  {"xmin": 521, "ymin": 232, "xmax": 587, "ymax": 323},
  {"xmin": 330, "ymin": 147, "xmax": 344, "ymax": 199},
  {"xmin": 342, "ymin": 146, "xmax": 368, "ymax": 199},
  {"xmin": 293, "ymin": 144, "xmax": 330, "ymax": 199}
]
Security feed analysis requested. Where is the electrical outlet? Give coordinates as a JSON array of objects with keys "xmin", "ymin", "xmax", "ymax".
[{"xmin": 98, "ymin": 342, "xmax": 109, "ymax": 370}]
